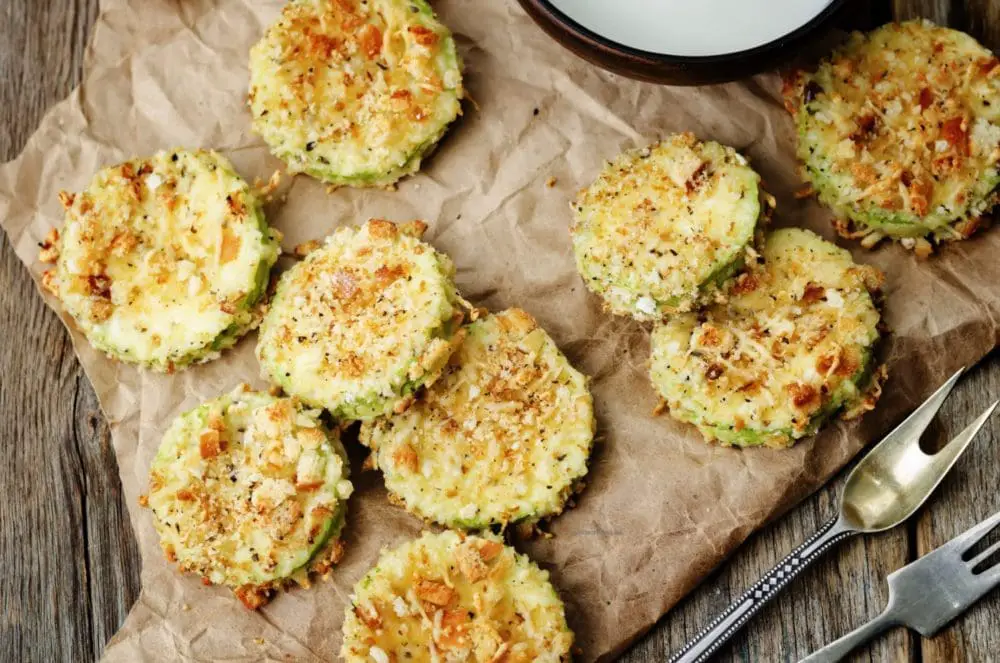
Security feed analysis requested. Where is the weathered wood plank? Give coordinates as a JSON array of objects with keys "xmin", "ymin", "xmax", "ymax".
[
  {"xmin": 961, "ymin": 0, "xmax": 1000, "ymax": 46},
  {"xmin": 894, "ymin": 0, "xmax": 1000, "ymax": 47},
  {"xmin": 75, "ymin": 378, "xmax": 142, "ymax": 659},
  {"xmin": 892, "ymin": 0, "xmax": 951, "ymax": 23},
  {"xmin": 915, "ymin": 358, "xmax": 1000, "ymax": 663},
  {"xmin": 0, "ymin": 1, "xmax": 139, "ymax": 661}
]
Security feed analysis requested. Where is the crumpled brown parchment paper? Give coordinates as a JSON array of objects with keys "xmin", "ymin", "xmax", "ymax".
[{"xmin": 2, "ymin": 1, "xmax": 999, "ymax": 661}]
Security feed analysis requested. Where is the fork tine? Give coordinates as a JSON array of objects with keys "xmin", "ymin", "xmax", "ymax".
[
  {"xmin": 933, "ymin": 400, "xmax": 999, "ymax": 467},
  {"xmin": 969, "ymin": 536, "xmax": 1000, "ymax": 569},
  {"xmin": 975, "ymin": 562, "xmax": 1000, "ymax": 590},
  {"xmin": 876, "ymin": 367, "xmax": 964, "ymax": 451},
  {"xmin": 945, "ymin": 510, "xmax": 1000, "ymax": 556}
]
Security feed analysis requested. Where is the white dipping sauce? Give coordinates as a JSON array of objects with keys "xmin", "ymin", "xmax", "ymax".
[{"xmin": 547, "ymin": 0, "xmax": 835, "ymax": 57}]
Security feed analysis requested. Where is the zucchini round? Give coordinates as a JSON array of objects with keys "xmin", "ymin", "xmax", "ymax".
[
  {"xmin": 571, "ymin": 133, "xmax": 766, "ymax": 320},
  {"xmin": 257, "ymin": 219, "xmax": 465, "ymax": 420},
  {"xmin": 147, "ymin": 386, "xmax": 353, "ymax": 607},
  {"xmin": 360, "ymin": 308, "xmax": 594, "ymax": 528},
  {"xmin": 650, "ymin": 228, "xmax": 883, "ymax": 448},
  {"xmin": 342, "ymin": 530, "xmax": 573, "ymax": 662},
  {"xmin": 249, "ymin": 0, "xmax": 464, "ymax": 188},
  {"xmin": 788, "ymin": 20, "xmax": 1000, "ymax": 248},
  {"xmin": 45, "ymin": 149, "xmax": 280, "ymax": 371}
]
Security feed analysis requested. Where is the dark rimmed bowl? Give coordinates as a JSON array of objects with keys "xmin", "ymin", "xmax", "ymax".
[{"xmin": 517, "ymin": 0, "xmax": 849, "ymax": 85}]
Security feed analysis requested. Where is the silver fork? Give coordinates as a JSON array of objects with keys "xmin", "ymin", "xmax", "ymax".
[
  {"xmin": 668, "ymin": 368, "xmax": 999, "ymax": 663},
  {"xmin": 800, "ymin": 508, "xmax": 1000, "ymax": 662}
]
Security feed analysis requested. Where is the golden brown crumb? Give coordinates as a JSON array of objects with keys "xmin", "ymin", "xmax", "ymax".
[
  {"xmin": 732, "ymin": 272, "xmax": 759, "ymax": 295},
  {"xmin": 354, "ymin": 604, "xmax": 382, "ymax": 629},
  {"xmin": 392, "ymin": 443, "xmax": 419, "ymax": 473},
  {"xmin": 198, "ymin": 429, "xmax": 224, "ymax": 459},
  {"xmin": 367, "ymin": 218, "xmax": 398, "ymax": 239},
  {"xmin": 456, "ymin": 544, "xmax": 489, "ymax": 582},
  {"xmin": 415, "ymin": 579, "xmax": 454, "ymax": 606},
  {"xmin": 90, "ymin": 299, "xmax": 113, "ymax": 322},
  {"xmin": 845, "ymin": 364, "xmax": 888, "ymax": 419},
  {"xmin": 40, "ymin": 270, "xmax": 59, "ymax": 296},
  {"xmin": 913, "ymin": 237, "xmax": 934, "ymax": 259},
  {"xmin": 399, "ymin": 220, "xmax": 429, "ymax": 238},
  {"xmin": 312, "ymin": 539, "xmax": 347, "ymax": 576},
  {"xmin": 391, "ymin": 394, "xmax": 415, "ymax": 414},
  {"xmin": 954, "ymin": 214, "xmax": 988, "ymax": 239},
  {"xmin": 220, "ymin": 227, "xmax": 242, "ymax": 263},
  {"xmin": 235, "ymin": 585, "xmax": 273, "ymax": 610},
  {"xmin": 293, "ymin": 239, "xmax": 321, "ymax": 257},
  {"xmin": 515, "ymin": 520, "xmax": 552, "ymax": 540},
  {"xmin": 253, "ymin": 170, "xmax": 282, "ymax": 200},
  {"xmin": 408, "ymin": 25, "xmax": 438, "ymax": 47},
  {"xmin": 456, "ymin": 539, "xmax": 504, "ymax": 582},
  {"xmin": 38, "ymin": 228, "xmax": 60, "ymax": 263}
]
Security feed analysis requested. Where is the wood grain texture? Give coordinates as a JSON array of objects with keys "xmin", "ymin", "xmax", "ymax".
[
  {"xmin": 626, "ymin": 490, "xmax": 914, "ymax": 662},
  {"xmin": 1, "ymin": 1, "xmax": 998, "ymax": 662},
  {"xmin": 914, "ymin": 361, "xmax": 1000, "ymax": 663},
  {"xmin": 892, "ymin": 0, "xmax": 952, "ymax": 23},
  {"xmin": 894, "ymin": 0, "xmax": 1000, "ymax": 45},
  {"xmin": 0, "ymin": 1, "xmax": 140, "ymax": 661}
]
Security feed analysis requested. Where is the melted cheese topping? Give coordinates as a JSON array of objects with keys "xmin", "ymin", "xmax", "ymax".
[
  {"xmin": 50, "ymin": 149, "xmax": 280, "ymax": 371},
  {"xmin": 360, "ymin": 308, "xmax": 594, "ymax": 528},
  {"xmin": 147, "ymin": 387, "xmax": 353, "ymax": 595},
  {"xmin": 248, "ymin": 0, "xmax": 463, "ymax": 187},
  {"xmin": 342, "ymin": 531, "xmax": 573, "ymax": 663},
  {"xmin": 790, "ymin": 20, "xmax": 1000, "ymax": 242},
  {"xmin": 257, "ymin": 219, "xmax": 464, "ymax": 420},
  {"xmin": 571, "ymin": 133, "xmax": 763, "ymax": 320},
  {"xmin": 650, "ymin": 228, "xmax": 882, "ymax": 448}
]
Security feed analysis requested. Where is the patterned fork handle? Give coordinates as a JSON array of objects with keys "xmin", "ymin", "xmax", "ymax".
[{"xmin": 667, "ymin": 515, "xmax": 857, "ymax": 663}]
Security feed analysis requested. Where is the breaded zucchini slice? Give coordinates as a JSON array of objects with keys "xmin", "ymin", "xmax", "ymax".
[
  {"xmin": 257, "ymin": 219, "xmax": 465, "ymax": 420},
  {"xmin": 248, "ymin": 0, "xmax": 463, "ymax": 188},
  {"xmin": 571, "ymin": 133, "xmax": 767, "ymax": 321},
  {"xmin": 39, "ymin": 149, "xmax": 281, "ymax": 371},
  {"xmin": 342, "ymin": 530, "xmax": 573, "ymax": 662},
  {"xmin": 787, "ymin": 20, "xmax": 1000, "ymax": 250},
  {"xmin": 650, "ymin": 228, "xmax": 883, "ymax": 448},
  {"xmin": 360, "ymin": 308, "xmax": 594, "ymax": 529},
  {"xmin": 146, "ymin": 385, "xmax": 353, "ymax": 608}
]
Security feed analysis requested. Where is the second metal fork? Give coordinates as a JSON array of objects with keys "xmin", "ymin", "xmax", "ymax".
[{"xmin": 800, "ymin": 508, "xmax": 1000, "ymax": 662}]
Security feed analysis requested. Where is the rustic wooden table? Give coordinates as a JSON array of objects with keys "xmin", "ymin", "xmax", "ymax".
[{"xmin": 3, "ymin": 1, "xmax": 1000, "ymax": 661}]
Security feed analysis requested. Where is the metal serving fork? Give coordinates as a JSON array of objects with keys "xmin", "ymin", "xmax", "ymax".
[
  {"xmin": 668, "ymin": 369, "xmax": 998, "ymax": 663},
  {"xmin": 800, "ymin": 508, "xmax": 1000, "ymax": 662}
]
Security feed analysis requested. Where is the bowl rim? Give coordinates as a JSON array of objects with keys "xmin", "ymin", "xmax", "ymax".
[{"xmin": 524, "ymin": 0, "xmax": 848, "ymax": 65}]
